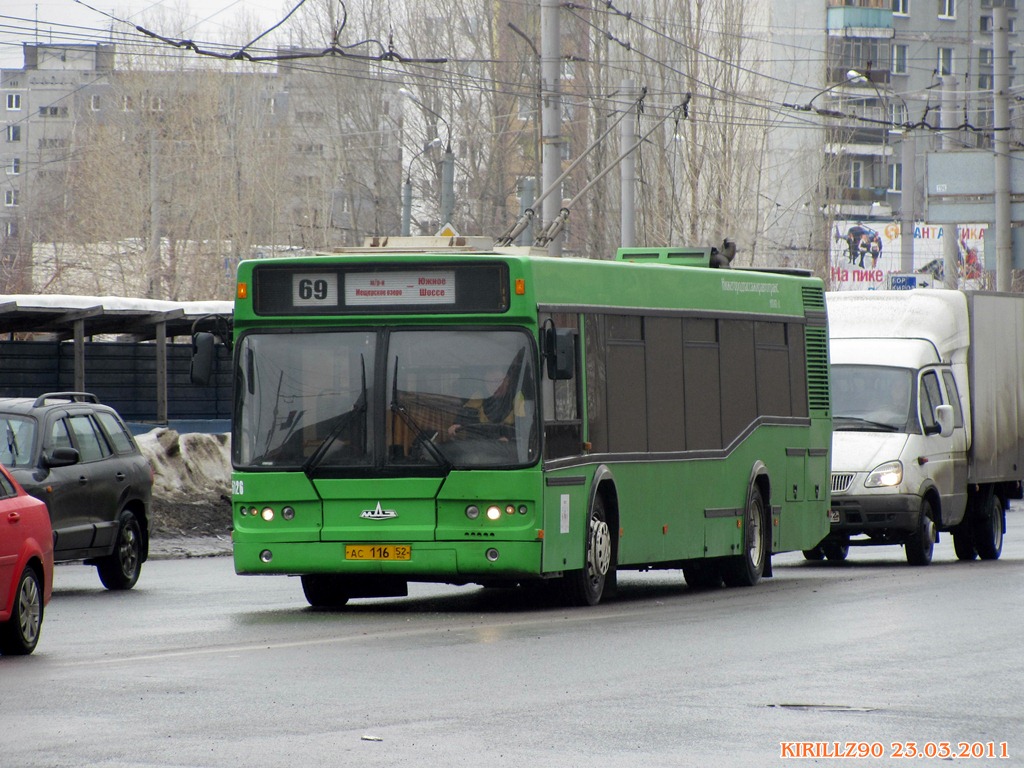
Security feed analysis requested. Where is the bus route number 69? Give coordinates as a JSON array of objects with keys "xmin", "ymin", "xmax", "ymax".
[{"xmin": 293, "ymin": 274, "xmax": 337, "ymax": 307}]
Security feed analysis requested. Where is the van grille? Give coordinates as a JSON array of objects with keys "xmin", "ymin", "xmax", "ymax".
[{"xmin": 831, "ymin": 473, "xmax": 854, "ymax": 494}]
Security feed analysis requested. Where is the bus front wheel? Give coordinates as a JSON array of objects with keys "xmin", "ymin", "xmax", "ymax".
[
  {"xmin": 561, "ymin": 494, "xmax": 612, "ymax": 606},
  {"xmin": 301, "ymin": 575, "xmax": 351, "ymax": 609}
]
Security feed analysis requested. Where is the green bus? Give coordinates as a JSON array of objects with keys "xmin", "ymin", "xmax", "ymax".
[{"xmin": 201, "ymin": 239, "xmax": 831, "ymax": 607}]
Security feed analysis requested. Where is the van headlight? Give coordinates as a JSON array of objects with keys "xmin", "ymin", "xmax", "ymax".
[{"xmin": 865, "ymin": 461, "xmax": 903, "ymax": 488}]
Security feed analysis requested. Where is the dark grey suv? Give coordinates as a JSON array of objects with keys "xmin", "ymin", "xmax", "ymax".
[{"xmin": 0, "ymin": 392, "xmax": 152, "ymax": 590}]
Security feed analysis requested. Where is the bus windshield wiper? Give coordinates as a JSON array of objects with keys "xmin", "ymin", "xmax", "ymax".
[
  {"xmin": 389, "ymin": 358, "xmax": 452, "ymax": 471},
  {"xmin": 303, "ymin": 355, "xmax": 369, "ymax": 475}
]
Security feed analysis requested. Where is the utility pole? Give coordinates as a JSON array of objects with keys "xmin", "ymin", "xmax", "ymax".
[
  {"xmin": 940, "ymin": 76, "xmax": 959, "ymax": 289},
  {"xmin": 994, "ymin": 2, "xmax": 1012, "ymax": 291},
  {"xmin": 899, "ymin": 129, "xmax": 915, "ymax": 274},
  {"xmin": 620, "ymin": 78, "xmax": 637, "ymax": 247},
  {"xmin": 148, "ymin": 134, "xmax": 161, "ymax": 299},
  {"xmin": 541, "ymin": 0, "xmax": 562, "ymax": 256},
  {"xmin": 440, "ymin": 148, "xmax": 455, "ymax": 227}
]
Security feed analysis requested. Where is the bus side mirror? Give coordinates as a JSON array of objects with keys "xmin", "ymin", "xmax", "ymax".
[
  {"xmin": 935, "ymin": 404, "xmax": 954, "ymax": 438},
  {"xmin": 544, "ymin": 327, "xmax": 575, "ymax": 380},
  {"xmin": 190, "ymin": 332, "xmax": 216, "ymax": 386}
]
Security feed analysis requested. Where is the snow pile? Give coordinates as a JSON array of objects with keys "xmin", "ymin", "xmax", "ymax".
[{"xmin": 136, "ymin": 428, "xmax": 231, "ymax": 502}]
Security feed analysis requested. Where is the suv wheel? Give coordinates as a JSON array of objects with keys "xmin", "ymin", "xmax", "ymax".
[{"xmin": 97, "ymin": 512, "xmax": 143, "ymax": 590}]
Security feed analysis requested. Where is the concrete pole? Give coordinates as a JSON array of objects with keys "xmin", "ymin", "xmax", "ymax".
[
  {"xmin": 940, "ymin": 77, "xmax": 959, "ymax": 288},
  {"xmin": 440, "ymin": 149, "xmax": 455, "ymax": 227},
  {"xmin": 541, "ymin": 0, "xmax": 563, "ymax": 256},
  {"xmin": 148, "ymin": 134, "xmax": 161, "ymax": 299},
  {"xmin": 899, "ymin": 130, "xmax": 916, "ymax": 274},
  {"xmin": 402, "ymin": 178, "xmax": 412, "ymax": 236},
  {"xmin": 518, "ymin": 177, "xmax": 535, "ymax": 246},
  {"xmin": 620, "ymin": 78, "xmax": 637, "ymax": 248},
  {"xmin": 994, "ymin": 3, "xmax": 1012, "ymax": 291}
]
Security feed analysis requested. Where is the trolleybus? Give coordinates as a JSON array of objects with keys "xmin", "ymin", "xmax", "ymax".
[{"xmin": 194, "ymin": 238, "xmax": 832, "ymax": 607}]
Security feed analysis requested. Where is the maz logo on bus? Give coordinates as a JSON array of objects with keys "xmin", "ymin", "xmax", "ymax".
[{"xmin": 361, "ymin": 502, "xmax": 398, "ymax": 520}]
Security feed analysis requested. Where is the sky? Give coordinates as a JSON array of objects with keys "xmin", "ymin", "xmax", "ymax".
[{"xmin": 1, "ymin": 0, "xmax": 288, "ymax": 68}]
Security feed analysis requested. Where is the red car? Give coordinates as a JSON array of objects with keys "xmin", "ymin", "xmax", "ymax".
[{"xmin": 0, "ymin": 463, "xmax": 53, "ymax": 655}]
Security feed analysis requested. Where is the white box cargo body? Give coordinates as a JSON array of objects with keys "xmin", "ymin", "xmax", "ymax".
[{"xmin": 824, "ymin": 289, "xmax": 1023, "ymax": 565}]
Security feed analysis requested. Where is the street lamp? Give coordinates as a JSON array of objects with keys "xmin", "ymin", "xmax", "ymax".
[
  {"xmin": 402, "ymin": 138, "xmax": 442, "ymax": 236},
  {"xmin": 399, "ymin": 88, "xmax": 455, "ymax": 228}
]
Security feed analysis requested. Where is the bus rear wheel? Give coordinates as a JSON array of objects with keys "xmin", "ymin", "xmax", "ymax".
[
  {"xmin": 561, "ymin": 494, "xmax": 612, "ymax": 606},
  {"xmin": 723, "ymin": 485, "xmax": 768, "ymax": 587}
]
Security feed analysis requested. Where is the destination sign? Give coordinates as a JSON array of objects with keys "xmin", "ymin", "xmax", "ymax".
[
  {"xmin": 346, "ymin": 270, "xmax": 456, "ymax": 305},
  {"xmin": 251, "ymin": 261, "xmax": 509, "ymax": 315}
]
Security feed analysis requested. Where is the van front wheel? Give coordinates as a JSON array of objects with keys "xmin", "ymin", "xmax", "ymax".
[
  {"xmin": 973, "ymin": 493, "xmax": 1004, "ymax": 561},
  {"xmin": 905, "ymin": 499, "xmax": 935, "ymax": 566}
]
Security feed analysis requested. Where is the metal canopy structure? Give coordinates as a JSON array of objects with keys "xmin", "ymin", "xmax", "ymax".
[{"xmin": 0, "ymin": 295, "xmax": 233, "ymax": 423}]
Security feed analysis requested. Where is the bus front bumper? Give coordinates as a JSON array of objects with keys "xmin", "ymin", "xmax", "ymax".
[{"xmin": 233, "ymin": 539, "xmax": 544, "ymax": 581}]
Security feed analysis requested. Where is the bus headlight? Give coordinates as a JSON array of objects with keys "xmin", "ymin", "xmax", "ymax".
[
  {"xmin": 486, "ymin": 505, "xmax": 502, "ymax": 521},
  {"xmin": 465, "ymin": 505, "xmax": 480, "ymax": 520},
  {"xmin": 261, "ymin": 507, "xmax": 275, "ymax": 521},
  {"xmin": 865, "ymin": 461, "xmax": 903, "ymax": 488}
]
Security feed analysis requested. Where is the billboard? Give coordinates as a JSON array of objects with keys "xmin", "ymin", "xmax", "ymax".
[{"xmin": 829, "ymin": 222, "xmax": 988, "ymax": 291}]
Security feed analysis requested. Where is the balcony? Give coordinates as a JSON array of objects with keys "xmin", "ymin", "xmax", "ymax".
[{"xmin": 826, "ymin": 6, "xmax": 894, "ymax": 37}]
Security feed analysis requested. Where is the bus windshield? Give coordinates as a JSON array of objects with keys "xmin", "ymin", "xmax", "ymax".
[
  {"xmin": 387, "ymin": 329, "xmax": 539, "ymax": 468},
  {"xmin": 233, "ymin": 328, "xmax": 539, "ymax": 471}
]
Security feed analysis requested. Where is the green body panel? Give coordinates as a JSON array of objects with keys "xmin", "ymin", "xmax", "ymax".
[{"xmin": 229, "ymin": 249, "xmax": 832, "ymax": 585}]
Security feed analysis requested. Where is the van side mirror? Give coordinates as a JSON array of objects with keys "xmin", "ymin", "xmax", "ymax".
[
  {"xmin": 190, "ymin": 332, "xmax": 216, "ymax": 386},
  {"xmin": 544, "ymin": 327, "xmax": 575, "ymax": 380},
  {"xmin": 934, "ymin": 404, "xmax": 954, "ymax": 438}
]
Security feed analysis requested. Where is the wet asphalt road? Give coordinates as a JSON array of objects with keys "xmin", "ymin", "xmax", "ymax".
[{"xmin": 3, "ymin": 519, "xmax": 1023, "ymax": 768}]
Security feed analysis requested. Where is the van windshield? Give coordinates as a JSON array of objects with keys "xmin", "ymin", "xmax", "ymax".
[{"xmin": 832, "ymin": 365, "xmax": 915, "ymax": 432}]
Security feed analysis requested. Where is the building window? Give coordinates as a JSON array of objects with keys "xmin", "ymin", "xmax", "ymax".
[
  {"xmin": 6, "ymin": 94, "xmax": 21, "ymax": 111},
  {"xmin": 979, "ymin": 73, "xmax": 994, "ymax": 90},
  {"xmin": 888, "ymin": 163, "xmax": 903, "ymax": 192},
  {"xmin": 7, "ymin": 157, "xmax": 19, "ymax": 175},
  {"xmin": 4, "ymin": 190, "xmax": 17, "ymax": 207},
  {"xmin": 939, "ymin": 0, "xmax": 955, "ymax": 18},
  {"xmin": 3, "ymin": 220, "xmax": 16, "ymax": 237},
  {"xmin": 981, "ymin": 48, "xmax": 994, "ymax": 67},
  {"xmin": 851, "ymin": 160, "xmax": 864, "ymax": 189},
  {"xmin": 5, "ymin": 125, "xmax": 20, "ymax": 142},
  {"xmin": 938, "ymin": 48, "xmax": 954, "ymax": 76},
  {"xmin": 893, "ymin": 0, "xmax": 909, "ymax": 14},
  {"xmin": 122, "ymin": 95, "xmax": 134, "ymax": 111},
  {"xmin": 890, "ymin": 102, "xmax": 908, "ymax": 127},
  {"xmin": 90, "ymin": 94, "xmax": 101, "ymax": 111},
  {"xmin": 892, "ymin": 44, "xmax": 908, "ymax": 75},
  {"xmin": 981, "ymin": 15, "xmax": 992, "ymax": 31}
]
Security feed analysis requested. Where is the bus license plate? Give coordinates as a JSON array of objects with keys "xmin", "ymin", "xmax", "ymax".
[{"xmin": 345, "ymin": 544, "xmax": 411, "ymax": 561}]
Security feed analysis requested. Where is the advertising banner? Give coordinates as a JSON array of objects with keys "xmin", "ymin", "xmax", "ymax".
[{"xmin": 829, "ymin": 222, "xmax": 988, "ymax": 291}]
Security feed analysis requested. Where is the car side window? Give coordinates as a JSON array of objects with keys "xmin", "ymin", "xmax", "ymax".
[
  {"xmin": 95, "ymin": 411, "xmax": 136, "ymax": 454},
  {"xmin": 67, "ymin": 414, "xmax": 112, "ymax": 462},
  {"xmin": 0, "ymin": 472, "xmax": 15, "ymax": 498},
  {"xmin": 49, "ymin": 418, "xmax": 74, "ymax": 450},
  {"xmin": 919, "ymin": 371, "xmax": 943, "ymax": 432},
  {"xmin": 941, "ymin": 370, "xmax": 965, "ymax": 428}
]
